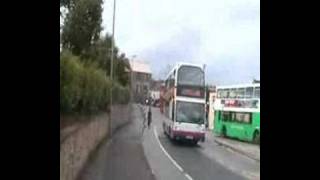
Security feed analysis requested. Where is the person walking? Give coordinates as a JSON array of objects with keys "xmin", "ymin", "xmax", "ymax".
[{"xmin": 147, "ymin": 105, "xmax": 152, "ymax": 129}]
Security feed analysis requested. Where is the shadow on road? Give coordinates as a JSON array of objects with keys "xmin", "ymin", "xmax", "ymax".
[{"xmin": 168, "ymin": 138, "xmax": 202, "ymax": 148}]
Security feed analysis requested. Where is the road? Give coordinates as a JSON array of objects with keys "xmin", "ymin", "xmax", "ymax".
[{"xmin": 78, "ymin": 104, "xmax": 260, "ymax": 180}]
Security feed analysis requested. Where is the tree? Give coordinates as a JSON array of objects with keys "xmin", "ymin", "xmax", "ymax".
[
  {"xmin": 115, "ymin": 53, "xmax": 130, "ymax": 86},
  {"xmin": 61, "ymin": 0, "xmax": 103, "ymax": 56}
]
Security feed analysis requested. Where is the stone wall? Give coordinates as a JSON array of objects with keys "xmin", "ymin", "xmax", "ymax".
[{"xmin": 60, "ymin": 104, "xmax": 132, "ymax": 180}]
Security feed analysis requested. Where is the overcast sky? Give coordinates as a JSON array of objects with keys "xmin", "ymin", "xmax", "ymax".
[{"xmin": 102, "ymin": 0, "xmax": 260, "ymax": 85}]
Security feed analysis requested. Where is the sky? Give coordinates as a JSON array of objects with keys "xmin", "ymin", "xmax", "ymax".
[{"xmin": 102, "ymin": 0, "xmax": 260, "ymax": 85}]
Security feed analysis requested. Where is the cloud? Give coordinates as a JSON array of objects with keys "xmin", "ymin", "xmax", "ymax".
[
  {"xmin": 102, "ymin": 0, "xmax": 260, "ymax": 85},
  {"xmin": 137, "ymin": 27, "xmax": 202, "ymax": 78}
]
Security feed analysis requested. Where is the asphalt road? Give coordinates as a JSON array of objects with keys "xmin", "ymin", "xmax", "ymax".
[{"xmin": 77, "ymin": 104, "xmax": 259, "ymax": 180}]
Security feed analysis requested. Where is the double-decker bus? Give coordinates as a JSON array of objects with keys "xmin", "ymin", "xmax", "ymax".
[
  {"xmin": 213, "ymin": 83, "xmax": 260, "ymax": 144},
  {"xmin": 161, "ymin": 63, "xmax": 206, "ymax": 145}
]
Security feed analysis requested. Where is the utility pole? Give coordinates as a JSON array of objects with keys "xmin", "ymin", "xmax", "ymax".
[{"xmin": 109, "ymin": 0, "xmax": 116, "ymax": 137}]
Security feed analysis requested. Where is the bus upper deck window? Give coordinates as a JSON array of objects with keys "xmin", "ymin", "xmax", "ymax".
[
  {"xmin": 237, "ymin": 88, "xmax": 245, "ymax": 98},
  {"xmin": 254, "ymin": 87, "xmax": 260, "ymax": 98},
  {"xmin": 230, "ymin": 88, "xmax": 236, "ymax": 98},
  {"xmin": 245, "ymin": 87, "xmax": 254, "ymax": 98},
  {"xmin": 217, "ymin": 90, "xmax": 222, "ymax": 98},
  {"xmin": 224, "ymin": 89, "xmax": 230, "ymax": 98}
]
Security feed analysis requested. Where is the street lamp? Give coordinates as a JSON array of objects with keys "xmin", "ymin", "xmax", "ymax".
[
  {"xmin": 109, "ymin": 0, "xmax": 116, "ymax": 137},
  {"xmin": 130, "ymin": 55, "xmax": 136, "ymax": 103}
]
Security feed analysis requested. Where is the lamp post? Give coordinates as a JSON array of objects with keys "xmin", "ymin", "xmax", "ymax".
[
  {"xmin": 109, "ymin": 0, "xmax": 116, "ymax": 137},
  {"xmin": 130, "ymin": 55, "xmax": 136, "ymax": 103}
]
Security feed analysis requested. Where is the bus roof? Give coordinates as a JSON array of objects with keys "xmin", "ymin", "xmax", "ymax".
[
  {"xmin": 216, "ymin": 83, "xmax": 260, "ymax": 90},
  {"xmin": 165, "ymin": 62, "xmax": 204, "ymax": 80}
]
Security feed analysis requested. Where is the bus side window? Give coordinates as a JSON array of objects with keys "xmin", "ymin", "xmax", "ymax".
[
  {"xmin": 249, "ymin": 113, "xmax": 253, "ymax": 124},
  {"xmin": 245, "ymin": 87, "xmax": 254, "ymax": 98},
  {"xmin": 222, "ymin": 111, "xmax": 230, "ymax": 122},
  {"xmin": 226, "ymin": 89, "xmax": 230, "ymax": 98},
  {"xmin": 243, "ymin": 113, "xmax": 251, "ymax": 124},
  {"xmin": 254, "ymin": 87, "xmax": 260, "ymax": 98},
  {"xmin": 231, "ymin": 112, "xmax": 235, "ymax": 122}
]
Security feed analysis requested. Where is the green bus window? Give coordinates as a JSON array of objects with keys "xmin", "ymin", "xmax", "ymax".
[
  {"xmin": 222, "ymin": 112, "xmax": 226, "ymax": 121},
  {"xmin": 243, "ymin": 113, "xmax": 251, "ymax": 123},
  {"xmin": 223, "ymin": 111, "xmax": 231, "ymax": 122},
  {"xmin": 237, "ymin": 88, "xmax": 245, "ymax": 98},
  {"xmin": 254, "ymin": 87, "xmax": 260, "ymax": 98},
  {"xmin": 231, "ymin": 112, "xmax": 235, "ymax": 122},
  {"xmin": 225, "ymin": 89, "xmax": 230, "ymax": 98},
  {"xmin": 218, "ymin": 90, "xmax": 221, "ymax": 98},
  {"xmin": 221, "ymin": 89, "xmax": 227, "ymax": 98},
  {"xmin": 230, "ymin": 88, "xmax": 236, "ymax": 98},
  {"xmin": 245, "ymin": 87, "xmax": 254, "ymax": 98},
  {"xmin": 235, "ymin": 113, "xmax": 242, "ymax": 123}
]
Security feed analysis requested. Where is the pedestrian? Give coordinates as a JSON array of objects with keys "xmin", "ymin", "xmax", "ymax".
[{"xmin": 147, "ymin": 105, "xmax": 152, "ymax": 129}]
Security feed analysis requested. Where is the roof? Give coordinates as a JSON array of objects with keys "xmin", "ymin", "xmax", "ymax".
[{"xmin": 129, "ymin": 60, "xmax": 152, "ymax": 74}]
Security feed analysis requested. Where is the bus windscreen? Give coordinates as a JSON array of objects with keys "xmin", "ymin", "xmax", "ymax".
[
  {"xmin": 178, "ymin": 66, "xmax": 204, "ymax": 86},
  {"xmin": 176, "ymin": 101, "xmax": 205, "ymax": 124}
]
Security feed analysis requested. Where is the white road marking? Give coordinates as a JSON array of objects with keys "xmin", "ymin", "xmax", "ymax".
[
  {"xmin": 153, "ymin": 126, "xmax": 183, "ymax": 172},
  {"xmin": 184, "ymin": 173, "xmax": 194, "ymax": 180},
  {"xmin": 153, "ymin": 126, "xmax": 196, "ymax": 180}
]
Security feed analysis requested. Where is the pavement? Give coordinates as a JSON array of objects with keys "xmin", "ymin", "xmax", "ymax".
[
  {"xmin": 211, "ymin": 133, "xmax": 260, "ymax": 162},
  {"xmin": 77, "ymin": 104, "xmax": 155, "ymax": 180}
]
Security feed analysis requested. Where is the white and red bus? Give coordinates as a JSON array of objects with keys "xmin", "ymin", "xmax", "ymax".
[{"xmin": 161, "ymin": 62, "xmax": 206, "ymax": 145}]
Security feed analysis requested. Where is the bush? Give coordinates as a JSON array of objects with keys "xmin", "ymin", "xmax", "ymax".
[
  {"xmin": 60, "ymin": 51, "xmax": 130, "ymax": 114},
  {"xmin": 112, "ymin": 82, "xmax": 130, "ymax": 104},
  {"xmin": 60, "ymin": 51, "xmax": 83, "ymax": 113},
  {"xmin": 60, "ymin": 51, "xmax": 112, "ymax": 114}
]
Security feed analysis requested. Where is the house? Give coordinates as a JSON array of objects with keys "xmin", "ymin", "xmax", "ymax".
[{"xmin": 129, "ymin": 60, "xmax": 152, "ymax": 103}]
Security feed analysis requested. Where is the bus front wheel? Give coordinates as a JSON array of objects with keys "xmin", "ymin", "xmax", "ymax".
[{"xmin": 253, "ymin": 131, "xmax": 260, "ymax": 145}]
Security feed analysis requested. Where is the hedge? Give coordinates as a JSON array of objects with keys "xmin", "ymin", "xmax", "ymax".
[{"xmin": 60, "ymin": 51, "xmax": 130, "ymax": 114}]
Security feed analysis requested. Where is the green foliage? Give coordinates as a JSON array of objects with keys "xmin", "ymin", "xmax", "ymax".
[
  {"xmin": 60, "ymin": 51, "xmax": 130, "ymax": 114},
  {"xmin": 112, "ymin": 82, "xmax": 130, "ymax": 104},
  {"xmin": 61, "ymin": 0, "xmax": 103, "ymax": 55},
  {"xmin": 60, "ymin": 0, "xmax": 132, "ymax": 115},
  {"xmin": 60, "ymin": 51, "xmax": 83, "ymax": 113}
]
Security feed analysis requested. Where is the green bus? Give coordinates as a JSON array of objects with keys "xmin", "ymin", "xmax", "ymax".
[{"xmin": 213, "ymin": 83, "xmax": 260, "ymax": 144}]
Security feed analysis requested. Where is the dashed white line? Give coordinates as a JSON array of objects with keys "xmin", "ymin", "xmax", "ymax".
[{"xmin": 153, "ymin": 126, "xmax": 195, "ymax": 180}]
